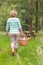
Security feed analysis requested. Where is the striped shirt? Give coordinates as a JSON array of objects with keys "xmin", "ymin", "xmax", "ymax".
[{"xmin": 6, "ymin": 17, "xmax": 22, "ymax": 34}]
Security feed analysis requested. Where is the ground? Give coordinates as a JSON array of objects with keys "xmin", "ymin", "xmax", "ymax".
[{"xmin": 0, "ymin": 31, "xmax": 43, "ymax": 65}]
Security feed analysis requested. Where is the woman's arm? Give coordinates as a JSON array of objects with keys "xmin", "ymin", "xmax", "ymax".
[
  {"xmin": 18, "ymin": 19, "xmax": 24, "ymax": 36},
  {"xmin": 6, "ymin": 19, "xmax": 10, "ymax": 36},
  {"xmin": 19, "ymin": 28, "xmax": 25, "ymax": 37}
]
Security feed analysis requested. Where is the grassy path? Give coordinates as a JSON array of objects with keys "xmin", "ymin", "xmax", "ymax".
[{"xmin": 0, "ymin": 31, "xmax": 43, "ymax": 65}]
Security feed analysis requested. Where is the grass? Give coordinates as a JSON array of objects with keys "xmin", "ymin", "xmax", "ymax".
[{"xmin": 0, "ymin": 31, "xmax": 43, "ymax": 65}]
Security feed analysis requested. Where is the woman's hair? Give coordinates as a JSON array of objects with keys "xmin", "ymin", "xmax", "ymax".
[{"xmin": 10, "ymin": 10, "xmax": 17, "ymax": 17}]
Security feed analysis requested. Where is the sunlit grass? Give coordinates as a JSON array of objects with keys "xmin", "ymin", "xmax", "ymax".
[{"xmin": 0, "ymin": 31, "xmax": 43, "ymax": 65}]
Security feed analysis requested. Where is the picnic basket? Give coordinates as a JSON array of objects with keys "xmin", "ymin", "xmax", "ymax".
[{"xmin": 19, "ymin": 36, "xmax": 31, "ymax": 46}]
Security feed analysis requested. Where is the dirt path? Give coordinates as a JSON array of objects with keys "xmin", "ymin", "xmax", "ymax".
[{"xmin": 0, "ymin": 32, "xmax": 6, "ymax": 35}]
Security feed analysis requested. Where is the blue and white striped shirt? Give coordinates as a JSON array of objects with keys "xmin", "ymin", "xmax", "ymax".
[{"xmin": 6, "ymin": 17, "xmax": 22, "ymax": 34}]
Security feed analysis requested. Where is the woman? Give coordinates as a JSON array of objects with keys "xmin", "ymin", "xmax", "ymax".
[{"xmin": 6, "ymin": 10, "xmax": 24, "ymax": 56}]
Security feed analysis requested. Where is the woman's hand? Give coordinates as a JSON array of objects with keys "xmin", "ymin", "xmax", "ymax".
[{"xmin": 21, "ymin": 32, "xmax": 25, "ymax": 37}]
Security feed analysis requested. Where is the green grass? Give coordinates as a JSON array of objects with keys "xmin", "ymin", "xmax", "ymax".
[{"xmin": 0, "ymin": 31, "xmax": 43, "ymax": 65}]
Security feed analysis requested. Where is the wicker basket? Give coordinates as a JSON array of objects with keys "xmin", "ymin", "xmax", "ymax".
[{"xmin": 19, "ymin": 37, "xmax": 31, "ymax": 46}]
